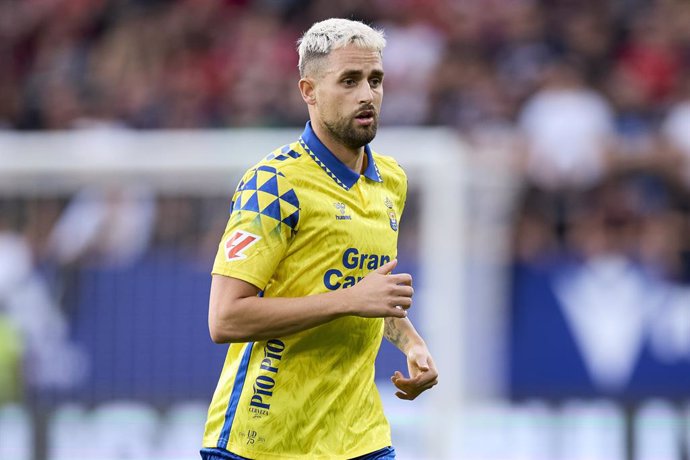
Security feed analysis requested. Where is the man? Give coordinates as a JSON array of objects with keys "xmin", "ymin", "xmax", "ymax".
[{"xmin": 201, "ymin": 18, "xmax": 438, "ymax": 460}]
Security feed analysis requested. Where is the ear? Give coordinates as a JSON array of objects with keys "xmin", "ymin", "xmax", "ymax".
[{"xmin": 299, "ymin": 78, "xmax": 316, "ymax": 106}]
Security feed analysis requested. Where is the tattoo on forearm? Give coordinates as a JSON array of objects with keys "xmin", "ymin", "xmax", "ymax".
[{"xmin": 384, "ymin": 318, "xmax": 410, "ymax": 351}]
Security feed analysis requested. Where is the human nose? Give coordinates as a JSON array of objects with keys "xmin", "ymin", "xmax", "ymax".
[{"xmin": 358, "ymin": 81, "xmax": 374, "ymax": 104}]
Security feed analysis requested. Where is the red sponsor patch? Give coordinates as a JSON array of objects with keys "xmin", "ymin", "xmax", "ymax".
[{"xmin": 224, "ymin": 230, "xmax": 260, "ymax": 261}]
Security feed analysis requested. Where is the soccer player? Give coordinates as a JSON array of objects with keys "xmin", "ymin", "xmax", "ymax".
[{"xmin": 201, "ymin": 18, "xmax": 438, "ymax": 460}]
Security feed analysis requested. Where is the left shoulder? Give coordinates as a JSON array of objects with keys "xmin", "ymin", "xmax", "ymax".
[{"xmin": 371, "ymin": 150, "xmax": 407, "ymax": 186}]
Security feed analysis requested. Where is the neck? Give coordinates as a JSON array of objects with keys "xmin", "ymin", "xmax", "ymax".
[{"xmin": 310, "ymin": 121, "xmax": 365, "ymax": 174}]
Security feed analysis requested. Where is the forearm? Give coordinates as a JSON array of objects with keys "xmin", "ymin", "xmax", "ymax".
[
  {"xmin": 384, "ymin": 317, "xmax": 425, "ymax": 354},
  {"xmin": 210, "ymin": 263, "xmax": 411, "ymax": 343},
  {"xmin": 210, "ymin": 289, "xmax": 352, "ymax": 343}
]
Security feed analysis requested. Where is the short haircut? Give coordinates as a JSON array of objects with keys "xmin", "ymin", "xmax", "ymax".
[{"xmin": 297, "ymin": 18, "xmax": 386, "ymax": 78}]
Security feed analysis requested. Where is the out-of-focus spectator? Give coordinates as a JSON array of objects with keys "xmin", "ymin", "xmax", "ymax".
[
  {"xmin": 429, "ymin": 46, "xmax": 510, "ymax": 134},
  {"xmin": 0, "ymin": 202, "xmax": 86, "ymax": 392},
  {"xmin": 47, "ymin": 186, "xmax": 156, "ymax": 267},
  {"xmin": 493, "ymin": 1, "xmax": 553, "ymax": 112},
  {"xmin": 1, "ymin": 0, "xmax": 690, "ymax": 146},
  {"xmin": 605, "ymin": 66, "xmax": 659, "ymax": 160},
  {"xmin": 615, "ymin": 5, "xmax": 683, "ymax": 107},
  {"xmin": 661, "ymin": 71, "xmax": 690, "ymax": 186},
  {"xmin": 557, "ymin": 6, "xmax": 615, "ymax": 84},
  {"xmin": 517, "ymin": 57, "xmax": 616, "ymax": 189},
  {"xmin": 377, "ymin": 2, "xmax": 445, "ymax": 125},
  {"xmin": 0, "ymin": 317, "xmax": 22, "ymax": 403}
]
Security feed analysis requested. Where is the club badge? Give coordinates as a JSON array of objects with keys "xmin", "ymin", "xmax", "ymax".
[{"xmin": 384, "ymin": 197, "xmax": 398, "ymax": 231}]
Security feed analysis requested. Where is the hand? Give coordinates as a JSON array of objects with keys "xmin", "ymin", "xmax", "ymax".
[
  {"xmin": 391, "ymin": 343, "xmax": 438, "ymax": 400},
  {"xmin": 347, "ymin": 259, "xmax": 413, "ymax": 319}
]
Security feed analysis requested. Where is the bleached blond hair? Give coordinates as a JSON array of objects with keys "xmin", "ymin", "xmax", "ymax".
[{"xmin": 297, "ymin": 18, "xmax": 386, "ymax": 77}]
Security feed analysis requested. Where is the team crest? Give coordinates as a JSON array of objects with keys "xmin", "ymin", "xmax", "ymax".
[
  {"xmin": 224, "ymin": 230, "xmax": 261, "ymax": 261},
  {"xmin": 384, "ymin": 197, "xmax": 398, "ymax": 231}
]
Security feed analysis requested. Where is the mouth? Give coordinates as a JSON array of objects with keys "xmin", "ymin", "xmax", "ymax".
[{"xmin": 354, "ymin": 110, "xmax": 376, "ymax": 126}]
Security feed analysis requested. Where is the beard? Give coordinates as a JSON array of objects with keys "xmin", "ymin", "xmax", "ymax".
[{"xmin": 323, "ymin": 110, "xmax": 378, "ymax": 150}]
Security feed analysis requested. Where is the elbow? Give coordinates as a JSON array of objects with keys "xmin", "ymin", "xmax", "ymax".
[
  {"xmin": 208, "ymin": 311, "xmax": 231, "ymax": 343},
  {"xmin": 208, "ymin": 275, "xmax": 261, "ymax": 343},
  {"xmin": 208, "ymin": 319, "xmax": 252, "ymax": 344},
  {"xmin": 209, "ymin": 325, "xmax": 230, "ymax": 344},
  {"xmin": 208, "ymin": 299, "xmax": 239, "ymax": 343}
]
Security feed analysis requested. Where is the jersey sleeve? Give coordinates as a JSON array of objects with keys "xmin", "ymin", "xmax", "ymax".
[{"xmin": 212, "ymin": 164, "xmax": 300, "ymax": 290}]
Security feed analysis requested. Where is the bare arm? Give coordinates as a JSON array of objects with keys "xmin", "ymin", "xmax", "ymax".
[
  {"xmin": 384, "ymin": 317, "xmax": 439, "ymax": 400},
  {"xmin": 383, "ymin": 317, "xmax": 420, "ymax": 354},
  {"xmin": 209, "ymin": 259, "xmax": 413, "ymax": 343}
]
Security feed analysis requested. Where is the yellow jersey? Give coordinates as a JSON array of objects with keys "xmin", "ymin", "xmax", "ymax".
[{"xmin": 202, "ymin": 122, "xmax": 407, "ymax": 459}]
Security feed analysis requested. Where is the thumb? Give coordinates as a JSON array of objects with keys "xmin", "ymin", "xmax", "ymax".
[
  {"xmin": 375, "ymin": 258, "xmax": 398, "ymax": 275},
  {"xmin": 415, "ymin": 356, "xmax": 429, "ymax": 371}
]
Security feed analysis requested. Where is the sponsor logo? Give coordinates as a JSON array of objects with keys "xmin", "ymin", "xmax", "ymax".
[
  {"xmin": 384, "ymin": 197, "xmax": 398, "ymax": 231},
  {"xmin": 323, "ymin": 247, "xmax": 392, "ymax": 290},
  {"xmin": 334, "ymin": 202, "xmax": 352, "ymax": 220},
  {"xmin": 249, "ymin": 339, "xmax": 285, "ymax": 418},
  {"xmin": 224, "ymin": 230, "xmax": 260, "ymax": 261}
]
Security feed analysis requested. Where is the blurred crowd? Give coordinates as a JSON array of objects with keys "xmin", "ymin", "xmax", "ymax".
[
  {"xmin": 3, "ymin": 0, "xmax": 690, "ymax": 181},
  {"xmin": 2, "ymin": 0, "xmax": 690, "ymax": 404},
  {"xmin": 0, "ymin": 191, "xmax": 231, "ymax": 403}
]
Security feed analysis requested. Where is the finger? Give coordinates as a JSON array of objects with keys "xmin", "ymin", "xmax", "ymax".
[
  {"xmin": 413, "ymin": 372, "xmax": 438, "ymax": 387},
  {"xmin": 413, "ymin": 381, "xmax": 438, "ymax": 397},
  {"xmin": 393, "ymin": 372, "xmax": 436, "ymax": 392},
  {"xmin": 391, "ymin": 376, "xmax": 417, "ymax": 392},
  {"xmin": 395, "ymin": 390, "xmax": 416, "ymax": 400},
  {"xmin": 395, "ymin": 383, "xmax": 436, "ymax": 401},
  {"xmin": 418, "ymin": 378, "xmax": 438, "ymax": 391},
  {"xmin": 423, "ymin": 359, "xmax": 438, "ymax": 377},
  {"xmin": 391, "ymin": 285, "xmax": 414, "ymax": 298},
  {"xmin": 390, "ymin": 371, "xmax": 404, "ymax": 383},
  {"xmin": 391, "ymin": 369, "xmax": 413, "ymax": 383},
  {"xmin": 414, "ymin": 356, "xmax": 430, "ymax": 372},
  {"xmin": 387, "ymin": 307, "xmax": 407, "ymax": 318},
  {"xmin": 389, "ymin": 273, "xmax": 412, "ymax": 285},
  {"xmin": 393, "ymin": 297, "xmax": 412, "ymax": 309},
  {"xmin": 395, "ymin": 377, "xmax": 438, "ymax": 397},
  {"xmin": 384, "ymin": 306, "xmax": 407, "ymax": 318},
  {"xmin": 375, "ymin": 259, "xmax": 397, "ymax": 275}
]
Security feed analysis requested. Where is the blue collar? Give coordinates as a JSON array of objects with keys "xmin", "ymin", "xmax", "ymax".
[{"xmin": 299, "ymin": 121, "xmax": 383, "ymax": 190}]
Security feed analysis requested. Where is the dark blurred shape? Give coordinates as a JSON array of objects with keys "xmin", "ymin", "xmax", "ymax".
[
  {"xmin": 509, "ymin": 168, "xmax": 690, "ymax": 400},
  {"xmin": 1, "ymin": 0, "xmax": 690, "ymax": 140}
]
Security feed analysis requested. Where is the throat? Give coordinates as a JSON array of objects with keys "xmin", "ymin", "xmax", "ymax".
[{"xmin": 360, "ymin": 153, "xmax": 368, "ymax": 174}]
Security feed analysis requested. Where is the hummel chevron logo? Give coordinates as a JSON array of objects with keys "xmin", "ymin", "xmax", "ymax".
[{"xmin": 224, "ymin": 230, "xmax": 261, "ymax": 261}]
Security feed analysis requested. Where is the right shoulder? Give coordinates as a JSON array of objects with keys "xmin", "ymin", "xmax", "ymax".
[
  {"xmin": 238, "ymin": 142, "xmax": 305, "ymax": 184},
  {"xmin": 230, "ymin": 142, "xmax": 305, "ymax": 227}
]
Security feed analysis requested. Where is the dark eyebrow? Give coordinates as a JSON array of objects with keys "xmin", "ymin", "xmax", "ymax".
[
  {"xmin": 339, "ymin": 69, "xmax": 364, "ymax": 79},
  {"xmin": 338, "ymin": 69, "xmax": 385, "ymax": 79}
]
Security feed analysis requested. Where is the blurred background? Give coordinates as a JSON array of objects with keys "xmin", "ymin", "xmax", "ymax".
[{"xmin": 1, "ymin": 0, "xmax": 690, "ymax": 459}]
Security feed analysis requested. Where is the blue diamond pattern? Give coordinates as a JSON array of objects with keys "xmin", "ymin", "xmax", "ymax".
[
  {"xmin": 282, "ymin": 210, "xmax": 299, "ymax": 230},
  {"xmin": 258, "ymin": 175, "xmax": 279, "ymax": 195},
  {"xmin": 256, "ymin": 165, "xmax": 284, "ymax": 176},
  {"xmin": 243, "ymin": 173, "xmax": 258, "ymax": 191},
  {"xmin": 261, "ymin": 198, "xmax": 281, "ymax": 221},
  {"xmin": 241, "ymin": 192, "xmax": 260, "ymax": 213},
  {"xmin": 231, "ymin": 163, "xmax": 300, "ymax": 231},
  {"xmin": 231, "ymin": 198, "xmax": 241, "ymax": 213},
  {"xmin": 280, "ymin": 189, "xmax": 298, "ymax": 208}
]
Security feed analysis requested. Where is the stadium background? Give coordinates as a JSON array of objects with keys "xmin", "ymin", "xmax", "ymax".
[{"xmin": 1, "ymin": 0, "xmax": 690, "ymax": 459}]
